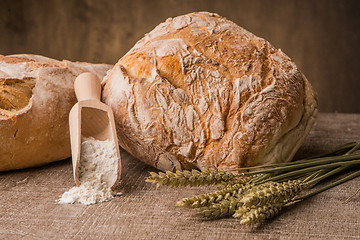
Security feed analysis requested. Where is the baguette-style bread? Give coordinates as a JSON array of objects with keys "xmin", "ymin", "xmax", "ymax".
[
  {"xmin": 102, "ymin": 12, "xmax": 318, "ymax": 172},
  {"xmin": 0, "ymin": 54, "xmax": 112, "ymax": 171}
]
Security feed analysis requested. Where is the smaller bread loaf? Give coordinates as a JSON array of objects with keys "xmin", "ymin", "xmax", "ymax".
[
  {"xmin": 0, "ymin": 54, "xmax": 112, "ymax": 171},
  {"xmin": 102, "ymin": 12, "xmax": 318, "ymax": 172}
]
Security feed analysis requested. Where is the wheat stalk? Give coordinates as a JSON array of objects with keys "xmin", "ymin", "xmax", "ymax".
[{"xmin": 145, "ymin": 142, "xmax": 360, "ymax": 225}]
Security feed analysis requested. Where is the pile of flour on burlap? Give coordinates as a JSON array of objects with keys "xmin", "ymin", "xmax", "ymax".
[{"xmin": 58, "ymin": 137, "xmax": 119, "ymax": 205}]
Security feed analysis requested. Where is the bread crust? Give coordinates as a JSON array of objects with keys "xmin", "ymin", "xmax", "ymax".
[
  {"xmin": 102, "ymin": 12, "xmax": 318, "ymax": 171},
  {"xmin": 0, "ymin": 54, "xmax": 112, "ymax": 171}
]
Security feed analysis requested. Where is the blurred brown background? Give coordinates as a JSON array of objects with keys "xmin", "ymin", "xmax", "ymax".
[{"xmin": 1, "ymin": 0, "xmax": 359, "ymax": 113}]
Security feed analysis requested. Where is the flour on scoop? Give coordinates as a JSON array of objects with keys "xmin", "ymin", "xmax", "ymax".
[{"xmin": 58, "ymin": 137, "xmax": 119, "ymax": 205}]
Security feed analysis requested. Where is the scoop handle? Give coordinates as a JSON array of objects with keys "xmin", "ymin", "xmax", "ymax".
[{"xmin": 74, "ymin": 72, "xmax": 101, "ymax": 101}]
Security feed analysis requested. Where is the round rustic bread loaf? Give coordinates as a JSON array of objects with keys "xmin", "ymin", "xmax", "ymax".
[
  {"xmin": 0, "ymin": 54, "xmax": 112, "ymax": 171},
  {"xmin": 102, "ymin": 12, "xmax": 318, "ymax": 172}
]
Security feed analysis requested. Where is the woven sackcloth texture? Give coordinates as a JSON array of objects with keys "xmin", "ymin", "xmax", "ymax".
[{"xmin": 0, "ymin": 113, "xmax": 359, "ymax": 239}]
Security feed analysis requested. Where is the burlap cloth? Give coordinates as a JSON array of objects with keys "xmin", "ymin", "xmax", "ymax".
[{"xmin": 0, "ymin": 113, "xmax": 359, "ymax": 239}]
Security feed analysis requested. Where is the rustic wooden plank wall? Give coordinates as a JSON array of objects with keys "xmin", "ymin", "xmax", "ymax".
[{"xmin": 1, "ymin": 0, "xmax": 359, "ymax": 113}]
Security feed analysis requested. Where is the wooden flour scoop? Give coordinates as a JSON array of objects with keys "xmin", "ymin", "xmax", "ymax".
[{"xmin": 69, "ymin": 72, "xmax": 121, "ymax": 189}]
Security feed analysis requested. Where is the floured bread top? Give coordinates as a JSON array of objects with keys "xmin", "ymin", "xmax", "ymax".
[
  {"xmin": 102, "ymin": 12, "xmax": 317, "ymax": 171},
  {"xmin": 0, "ymin": 55, "xmax": 58, "ymax": 118},
  {"xmin": 0, "ymin": 55, "xmax": 109, "ymax": 119}
]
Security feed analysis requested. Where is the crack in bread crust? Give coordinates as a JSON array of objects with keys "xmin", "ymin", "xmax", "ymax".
[
  {"xmin": 102, "ymin": 12, "xmax": 318, "ymax": 171},
  {"xmin": 0, "ymin": 77, "xmax": 36, "ymax": 117}
]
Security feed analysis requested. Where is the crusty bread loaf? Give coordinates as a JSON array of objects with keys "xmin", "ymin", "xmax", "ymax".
[
  {"xmin": 102, "ymin": 12, "xmax": 318, "ymax": 172},
  {"xmin": 0, "ymin": 54, "xmax": 112, "ymax": 171}
]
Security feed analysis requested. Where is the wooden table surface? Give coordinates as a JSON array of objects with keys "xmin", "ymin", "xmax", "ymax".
[{"xmin": 1, "ymin": 113, "xmax": 359, "ymax": 240}]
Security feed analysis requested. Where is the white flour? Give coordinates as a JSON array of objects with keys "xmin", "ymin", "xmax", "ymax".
[{"xmin": 58, "ymin": 137, "xmax": 119, "ymax": 205}]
